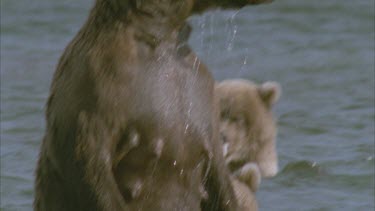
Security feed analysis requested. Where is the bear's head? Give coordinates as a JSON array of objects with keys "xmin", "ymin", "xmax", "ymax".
[
  {"xmin": 215, "ymin": 79, "xmax": 281, "ymax": 178},
  {"xmin": 95, "ymin": 0, "xmax": 273, "ymax": 23},
  {"xmin": 191, "ymin": 0, "xmax": 273, "ymax": 14}
]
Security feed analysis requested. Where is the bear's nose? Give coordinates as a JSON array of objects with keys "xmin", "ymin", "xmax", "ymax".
[{"xmin": 258, "ymin": 160, "xmax": 278, "ymax": 178}]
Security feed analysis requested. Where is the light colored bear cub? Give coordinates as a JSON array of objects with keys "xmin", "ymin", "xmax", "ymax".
[{"xmin": 215, "ymin": 79, "xmax": 281, "ymax": 210}]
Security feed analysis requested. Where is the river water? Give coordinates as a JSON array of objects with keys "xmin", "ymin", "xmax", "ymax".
[{"xmin": 1, "ymin": 0, "xmax": 374, "ymax": 210}]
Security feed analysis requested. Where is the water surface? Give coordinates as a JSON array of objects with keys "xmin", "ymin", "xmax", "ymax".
[{"xmin": 1, "ymin": 0, "xmax": 374, "ymax": 210}]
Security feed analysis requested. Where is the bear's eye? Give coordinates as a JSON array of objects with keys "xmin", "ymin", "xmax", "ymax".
[{"xmin": 230, "ymin": 116, "xmax": 245, "ymax": 124}]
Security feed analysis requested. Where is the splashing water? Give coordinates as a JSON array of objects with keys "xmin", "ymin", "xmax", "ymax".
[{"xmin": 226, "ymin": 12, "xmax": 239, "ymax": 51}]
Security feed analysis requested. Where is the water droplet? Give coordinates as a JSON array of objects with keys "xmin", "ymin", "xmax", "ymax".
[
  {"xmin": 131, "ymin": 180, "xmax": 143, "ymax": 199},
  {"xmin": 226, "ymin": 12, "xmax": 238, "ymax": 51},
  {"xmin": 222, "ymin": 143, "xmax": 229, "ymax": 157},
  {"xmin": 130, "ymin": 132, "xmax": 140, "ymax": 147},
  {"xmin": 154, "ymin": 138, "xmax": 164, "ymax": 157},
  {"xmin": 173, "ymin": 160, "xmax": 177, "ymax": 166},
  {"xmin": 184, "ymin": 102, "xmax": 193, "ymax": 134},
  {"xmin": 193, "ymin": 57, "xmax": 200, "ymax": 72},
  {"xmin": 199, "ymin": 185, "xmax": 208, "ymax": 200},
  {"xmin": 184, "ymin": 124, "xmax": 189, "ymax": 134},
  {"xmin": 180, "ymin": 169, "xmax": 184, "ymax": 175}
]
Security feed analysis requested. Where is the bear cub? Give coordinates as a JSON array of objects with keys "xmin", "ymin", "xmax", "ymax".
[{"xmin": 216, "ymin": 79, "xmax": 281, "ymax": 210}]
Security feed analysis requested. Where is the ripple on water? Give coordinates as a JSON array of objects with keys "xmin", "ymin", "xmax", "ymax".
[
  {"xmin": 280, "ymin": 160, "xmax": 325, "ymax": 177},
  {"xmin": 274, "ymin": 158, "xmax": 374, "ymax": 192}
]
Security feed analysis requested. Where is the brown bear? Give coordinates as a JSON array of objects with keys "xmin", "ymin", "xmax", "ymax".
[
  {"xmin": 215, "ymin": 79, "xmax": 281, "ymax": 178},
  {"xmin": 34, "ymin": 1, "xmax": 274, "ymax": 211}
]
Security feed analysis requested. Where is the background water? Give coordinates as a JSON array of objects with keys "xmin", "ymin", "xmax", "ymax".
[{"xmin": 1, "ymin": 0, "xmax": 374, "ymax": 210}]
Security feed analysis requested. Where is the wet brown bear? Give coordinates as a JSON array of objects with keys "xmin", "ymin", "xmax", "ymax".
[{"xmin": 34, "ymin": 1, "xmax": 273, "ymax": 211}]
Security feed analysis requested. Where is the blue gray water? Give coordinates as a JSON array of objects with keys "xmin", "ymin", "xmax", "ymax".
[{"xmin": 1, "ymin": 0, "xmax": 374, "ymax": 210}]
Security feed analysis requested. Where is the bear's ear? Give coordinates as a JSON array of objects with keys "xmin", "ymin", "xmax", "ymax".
[{"xmin": 258, "ymin": 81, "xmax": 281, "ymax": 108}]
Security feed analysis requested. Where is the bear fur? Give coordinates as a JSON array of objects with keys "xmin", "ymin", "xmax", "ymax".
[
  {"xmin": 34, "ymin": 1, "xmax": 274, "ymax": 211},
  {"xmin": 231, "ymin": 163, "xmax": 261, "ymax": 211},
  {"xmin": 232, "ymin": 179, "xmax": 258, "ymax": 211},
  {"xmin": 215, "ymin": 79, "xmax": 281, "ymax": 178}
]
